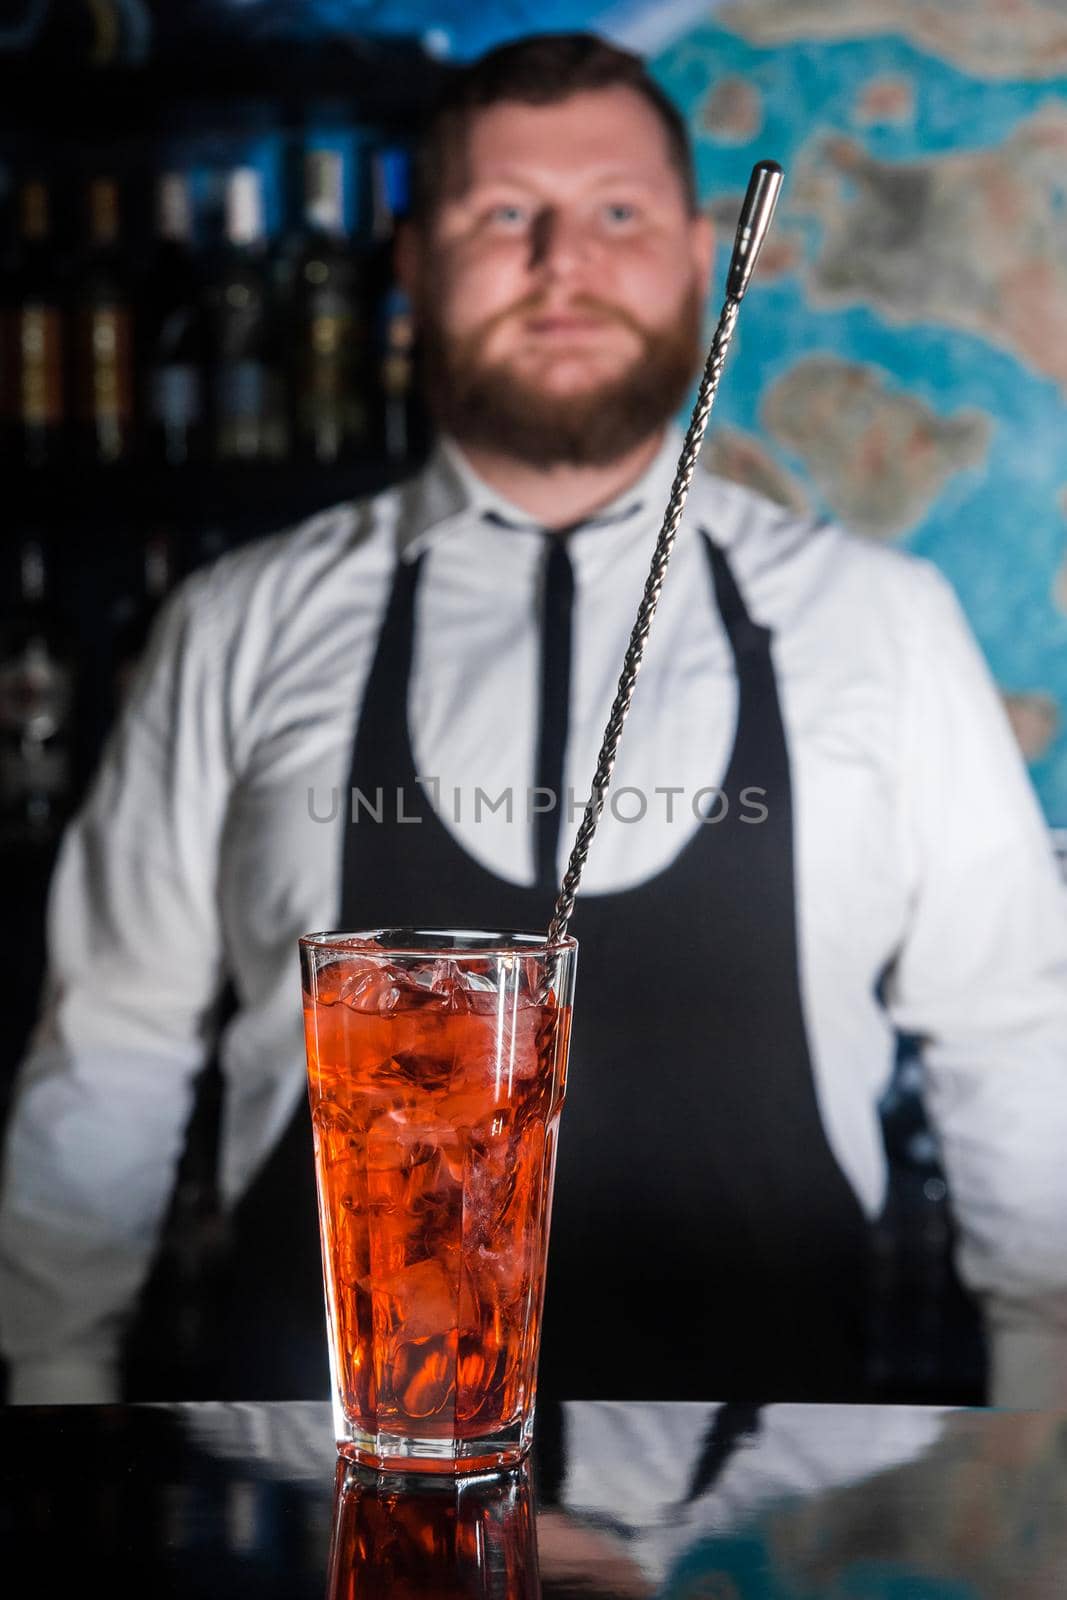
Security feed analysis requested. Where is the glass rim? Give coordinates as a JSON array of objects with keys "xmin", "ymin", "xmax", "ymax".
[{"xmin": 298, "ymin": 927, "xmax": 578, "ymax": 960}]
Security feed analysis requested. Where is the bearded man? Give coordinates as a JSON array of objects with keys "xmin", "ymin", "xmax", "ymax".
[{"xmin": 2, "ymin": 33, "xmax": 1066, "ymax": 1410}]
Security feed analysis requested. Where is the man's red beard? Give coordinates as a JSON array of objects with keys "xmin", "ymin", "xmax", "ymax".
[{"xmin": 417, "ymin": 286, "xmax": 705, "ymax": 468}]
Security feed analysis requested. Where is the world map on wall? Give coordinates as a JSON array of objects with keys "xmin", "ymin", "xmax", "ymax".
[{"xmin": 656, "ymin": 3, "xmax": 1067, "ymax": 822}]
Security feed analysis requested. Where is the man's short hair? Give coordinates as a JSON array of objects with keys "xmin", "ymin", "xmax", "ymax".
[{"xmin": 411, "ymin": 32, "xmax": 698, "ymax": 222}]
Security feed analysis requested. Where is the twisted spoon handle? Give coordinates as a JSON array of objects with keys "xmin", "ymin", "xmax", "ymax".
[{"xmin": 546, "ymin": 160, "xmax": 783, "ymax": 950}]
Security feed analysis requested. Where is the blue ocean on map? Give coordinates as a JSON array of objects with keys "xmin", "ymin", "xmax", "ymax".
[{"xmin": 656, "ymin": 24, "xmax": 1067, "ymax": 822}]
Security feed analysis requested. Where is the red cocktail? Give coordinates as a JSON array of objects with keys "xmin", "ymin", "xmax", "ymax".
[
  {"xmin": 300, "ymin": 928, "xmax": 576, "ymax": 1473},
  {"xmin": 326, "ymin": 1457, "xmax": 539, "ymax": 1600}
]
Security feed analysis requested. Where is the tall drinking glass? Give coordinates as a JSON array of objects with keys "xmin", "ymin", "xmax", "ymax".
[{"xmin": 299, "ymin": 928, "xmax": 577, "ymax": 1474}]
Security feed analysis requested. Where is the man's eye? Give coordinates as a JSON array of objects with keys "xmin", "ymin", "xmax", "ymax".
[
  {"xmin": 486, "ymin": 204, "xmax": 528, "ymax": 227},
  {"xmin": 604, "ymin": 202, "xmax": 638, "ymax": 225}
]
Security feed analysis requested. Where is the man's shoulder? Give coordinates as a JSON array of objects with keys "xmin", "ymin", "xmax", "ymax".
[
  {"xmin": 200, "ymin": 483, "xmax": 404, "ymax": 602},
  {"xmin": 692, "ymin": 470, "xmax": 953, "ymax": 626},
  {"xmin": 170, "ymin": 479, "xmax": 414, "ymax": 655}
]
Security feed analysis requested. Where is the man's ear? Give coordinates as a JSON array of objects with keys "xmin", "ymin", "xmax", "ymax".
[{"xmin": 393, "ymin": 219, "xmax": 421, "ymax": 304}]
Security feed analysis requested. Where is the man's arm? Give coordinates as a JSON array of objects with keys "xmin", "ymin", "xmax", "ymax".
[
  {"xmin": 883, "ymin": 563, "xmax": 1067, "ymax": 1407},
  {"xmin": 0, "ymin": 570, "xmax": 233, "ymax": 1403}
]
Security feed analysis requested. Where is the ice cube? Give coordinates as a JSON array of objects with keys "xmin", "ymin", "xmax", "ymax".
[
  {"xmin": 337, "ymin": 955, "xmax": 515, "ymax": 1021},
  {"xmin": 461, "ymin": 969, "xmax": 498, "ymax": 994},
  {"xmin": 378, "ymin": 1256, "xmax": 459, "ymax": 1343},
  {"xmin": 339, "ymin": 961, "xmax": 408, "ymax": 1014},
  {"xmin": 365, "ymin": 1107, "xmax": 453, "ymax": 1172},
  {"xmin": 394, "ymin": 1336, "xmax": 455, "ymax": 1419}
]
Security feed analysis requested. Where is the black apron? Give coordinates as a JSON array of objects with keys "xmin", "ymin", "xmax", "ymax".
[{"xmin": 220, "ymin": 525, "xmax": 871, "ymax": 1402}]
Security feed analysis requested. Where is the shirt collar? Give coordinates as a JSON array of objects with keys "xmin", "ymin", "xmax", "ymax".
[{"xmin": 396, "ymin": 427, "xmax": 689, "ymax": 559}]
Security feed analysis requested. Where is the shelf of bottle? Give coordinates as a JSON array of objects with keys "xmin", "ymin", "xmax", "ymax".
[
  {"xmin": 5, "ymin": 453, "xmax": 425, "ymax": 535},
  {"xmin": 0, "ymin": 38, "xmax": 448, "ymax": 134}
]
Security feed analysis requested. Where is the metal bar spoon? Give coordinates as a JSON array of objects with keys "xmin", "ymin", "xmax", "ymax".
[{"xmin": 545, "ymin": 159, "xmax": 784, "ymax": 955}]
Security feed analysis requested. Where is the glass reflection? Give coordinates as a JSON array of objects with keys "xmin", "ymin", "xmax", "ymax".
[
  {"xmin": 326, "ymin": 1459, "xmax": 541, "ymax": 1600},
  {"xmin": 546, "ymin": 1403, "xmax": 1067, "ymax": 1599}
]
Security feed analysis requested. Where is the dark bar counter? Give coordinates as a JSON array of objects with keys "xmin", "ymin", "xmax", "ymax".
[{"xmin": 3, "ymin": 1399, "xmax": 1066, "ymax": 1596}]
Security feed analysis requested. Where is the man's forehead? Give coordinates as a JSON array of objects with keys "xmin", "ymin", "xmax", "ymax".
[{"xmin": 449, "ymin": 87, "xmax": 677, "ymax": 194}]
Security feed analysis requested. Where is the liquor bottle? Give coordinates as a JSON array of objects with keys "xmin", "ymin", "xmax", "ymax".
[
  {"xmin": 27, "ymin": 0, "xmax": 152, "ymax": 68},
  {"xmin": 0, "ymin": 181, "xmax": 14, "ymax": 453},
  {"xmin": 291, "ymin": 148, "xmax": 367, "ymax": 463},
  {"xmin": 379, "ymin": 283, "xmax": 416, "ymax": 466},
  {"xmin": 205, "ymin": 167, "xmax": 287, "ymax": 463},
  {"xmin": 6, "ymin": 180, "xmax": 66, "ymax": 469},
  {"xmin": 111, "ymin": 528, "xmax": 175, "ymax": 706},
  {"xmin": 0, "ymin": 536, "xmax": 75, "ymax": 845},
  {"xmin": 142, "ymin": 172, "xmax": 206, "ymax": 467},
  {"xmin": 73, "ymin": 177, "xmax": 136, "ymax": 464},
  {"xmin": 369, "ymin": 148, "xmax": 419, "ymax": 465}
]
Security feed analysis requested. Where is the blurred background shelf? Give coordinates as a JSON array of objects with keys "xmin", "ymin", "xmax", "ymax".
[
  {"xmin": 5, "ymin": 457, "xmax": 422, "ymax": 529},
  {"xmin": 0, "ymin": 37, "xmax": 447, "ymax": 131},
  {"xmin": 0, "ymin": 42, "xmax": 434, "ymax": 863},
  {"xmin": 0, "ymin": 28, "xmax": 438, "ymax": 1188}
]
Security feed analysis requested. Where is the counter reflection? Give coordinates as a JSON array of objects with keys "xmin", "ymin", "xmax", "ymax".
[{"xmin": 326, "ymin": 1458, "xmax": 540, "ymax": 1600}]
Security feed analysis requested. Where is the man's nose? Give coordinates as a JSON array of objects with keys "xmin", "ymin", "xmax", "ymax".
[{"xmin": 529, "ymin": 207, "xmax": 594, "ymax": 277}]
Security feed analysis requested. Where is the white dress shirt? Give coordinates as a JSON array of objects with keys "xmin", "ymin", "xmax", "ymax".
[
  {"xmin": 556, "ymin": 1399, "xmax": 952, "ymax": 1590},
  {"xmin": 2, "ymin": 427, "xmax": 1066, "ymax": 1406}
]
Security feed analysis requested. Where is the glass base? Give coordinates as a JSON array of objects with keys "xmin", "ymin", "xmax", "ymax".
[{"xmin": 335, "ymin": 1414, "xmax": 533, "ymax": 1476}]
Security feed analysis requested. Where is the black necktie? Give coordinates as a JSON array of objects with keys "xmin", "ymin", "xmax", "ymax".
[
  {"xmin": 682, "ymin": 1402, "xmax": 763, "ymax": 1503},
  {"xmin": 535, "ymin": 533, "xmax": 575, "ymax": 890}
]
